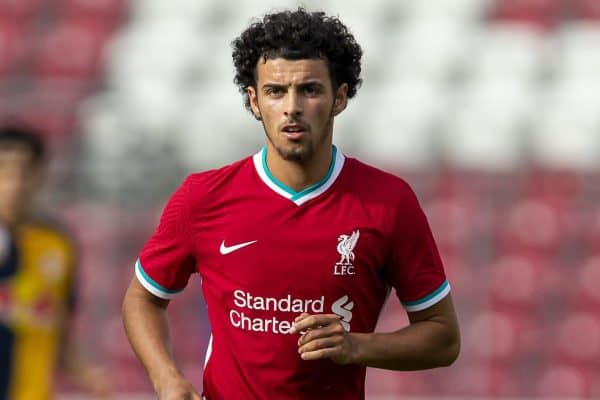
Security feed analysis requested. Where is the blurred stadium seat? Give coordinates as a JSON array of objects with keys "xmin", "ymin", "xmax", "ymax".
[
  {"xmin": 0, "ymin": 20, "xmax": 28, "ymax": 78},
  {"xmin": 530, "ymin": 77, "xmax": 600, "ymax": 171},
  {"xmin": 535, "ymin": 364, "xmax": 593, "ymax": 398},
  {"xmin": 356, "ymin": 78, "xmax": 443, "ymax": 169},
  {"xmin": 0, "ymin": 0, "xmax": 40, "ymax": 20},
  {"xmin": 442, "ymin": 78, "xmax": 533, "ymax": 171},
  {"xmin": 387, "ymin": 18, "xmax": 469, "ymax": 82},
  {"xmin": 403, "ymin": 0, "xmax": 492, "ymax": 22},
  {"xmin": 56, "ymin": 0, "xmax": 127, "ymax": 21},
  {"xmin": 556, "ymin": 22, "xmax": 600, "ymax": 78},
  {"xmin": 571, "ymin": 0, "xmax": 600, "ymax": 21},
  {"xmin": 33, "ymin": 19, "xmax": 112, "ymax": 79},
  {"xmin": 490, "ymin": 0, "xmax": 565, "ymax": 30},
  {"xmin": 550, "ymin": 312, "xmax": 600, "ymax": 365},
  {"xmin": 469, "ymin": 23, "xmax": 548, "ymax": 81}
]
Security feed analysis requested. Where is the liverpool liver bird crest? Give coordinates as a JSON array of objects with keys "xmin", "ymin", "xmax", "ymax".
[{"xmin": 337, "ymin": 230, "xmax": 360, "ymax": 264}]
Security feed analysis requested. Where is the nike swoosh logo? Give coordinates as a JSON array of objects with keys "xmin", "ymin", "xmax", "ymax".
[{"xmin": 219, "ymin": 240, "xmax": 258, "ymax": 255}]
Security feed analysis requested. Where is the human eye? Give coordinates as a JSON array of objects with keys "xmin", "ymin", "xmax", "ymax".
[
  {"xmin": 264, "ymin": 86, "xmax": 284, "ymax": 97},
  {"xmin": 302, "ymin": 84, "xmax": 321, "ymax": 96}
]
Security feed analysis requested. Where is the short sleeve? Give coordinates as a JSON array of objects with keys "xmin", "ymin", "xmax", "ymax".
[
  {"xmin": 385, "ymin": 185, "xmax": 450, "ymax": 312},
  {"xmin": 136, "ymin": 177, "xmax": 195, "ymax": 299}
]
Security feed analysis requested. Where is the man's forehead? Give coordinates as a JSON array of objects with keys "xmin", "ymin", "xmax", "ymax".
[
  {"xmin": 255, "ymin": 57, "xmax": 330, "ymax": 83},
  {"xmin": 0, "ymin": 145, "xmax": 35, "ymax": 162}
]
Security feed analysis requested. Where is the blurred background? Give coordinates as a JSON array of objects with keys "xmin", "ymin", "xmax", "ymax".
[{"xmin": 1, "ymin": 0, "xmax": 600, "ymax": 398}]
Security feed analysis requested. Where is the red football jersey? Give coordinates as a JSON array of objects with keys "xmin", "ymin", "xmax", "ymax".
[{"xmin": 136, "ymin": 146, "xmax": 449, "ymax": 399}]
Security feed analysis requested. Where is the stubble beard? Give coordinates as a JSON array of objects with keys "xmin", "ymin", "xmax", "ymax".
[{"xmin": 260, "ymin": 108, "xmax": 335, "ymax": 165}]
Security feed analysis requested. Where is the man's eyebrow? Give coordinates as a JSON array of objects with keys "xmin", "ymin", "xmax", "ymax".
[
  {"xmin": 261, "ymin": 83, "xmax": 287, "ymax": 90},
  {"xmin": 297, "ymin": 81, "xmax": 325, "ymax": 88},
  {"xmin": 261, "ymin": 80, "xmax": 325, "ymax": 88}
]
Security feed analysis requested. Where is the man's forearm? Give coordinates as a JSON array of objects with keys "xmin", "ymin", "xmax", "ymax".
[
  {"xmin": 349, "ymin": 318, "xmax": 460, "ymax": 371},
  {"xmin": 122, "ymin": 279, "xmax": 182, "ymax": 391}
]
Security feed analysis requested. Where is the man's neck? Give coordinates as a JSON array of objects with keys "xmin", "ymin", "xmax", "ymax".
[{"xmin": 265, "ymin": 145, "xmax": 333, "ymax": 193}]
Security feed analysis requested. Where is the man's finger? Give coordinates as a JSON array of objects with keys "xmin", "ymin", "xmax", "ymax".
[
  {"xmin": 297, "ymin": 323, "xmax": 345, "ymax": 346},
  {"xmin": 294, "ymin": 312, "xmax": 310, "ymax": 322},
  {"xmin": 289, "ymin": 314, "xmax": 340, "ymax": 334},
  {"xmin": 298, "ymin": 336, "xmax": 341, "ymax": 354},
  {"xmin": 299, "ymin": 346, "xmax": 341, "ymax": 361}
]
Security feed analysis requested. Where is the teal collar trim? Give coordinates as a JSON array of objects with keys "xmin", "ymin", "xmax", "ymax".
[{"xmin": 253, "ymin": 146, "xmax": 345, "ymax": 206}]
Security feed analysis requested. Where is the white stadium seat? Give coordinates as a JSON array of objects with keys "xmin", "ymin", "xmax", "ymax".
[
  {"xmin": 469, "ymin": 23, "xmax": 548, "ymax": 81},
  {"xmin": 403, "ymin": 0, "xmax": 493, "ymax": 23},
  {"xmin": 530, "ymin": 78, "xmax": 600, "ymax": 171},
  {"xmin": 385, "ymin": 18, "xmax": 471, "ymax": 82},
  {"xmin": 176, "ymin": 84, "xmax": 263, "ymax": 170},
  {"xmin": 351, "ymin": 79, "xmax": 445, "ymax": 169},
  {"xmin": 441, "ymin": 78, "xmax": 534, "ymax": 171},
  {"xmin": 130, "ymin": 0, "xmax": 221, "ymax": 24},
  {"xmin": 555, "ymin": 22, "xmax": 600, "ymax": 79},
  {"xmin": 105, "ymin": 21, "xmax": 199, "ymax": 88}
]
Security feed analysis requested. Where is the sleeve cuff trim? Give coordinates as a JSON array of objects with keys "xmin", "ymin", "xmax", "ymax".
[
  {"xmin": 402, "ymin": 280, "xmax": 451, "ymax": 312},
  {"xmin": 135, "ymin": 259, "xmax": 183, "ymax": 300}
]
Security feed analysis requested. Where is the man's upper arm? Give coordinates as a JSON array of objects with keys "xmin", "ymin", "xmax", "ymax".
[
  {"xmin": 407, "ymin": 293, "xmax": 458, "ymax": 326},
  {"xmin": 127, "ymin": 275, "xmax": 171, "ymax": 310}
]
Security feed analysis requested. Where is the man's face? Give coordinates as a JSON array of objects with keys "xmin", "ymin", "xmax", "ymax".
[
  {"xmin": 247, "ymin": 57, "xmax": 348, "ymax": 163},
  {"xmin": 0, "ymin": 145, "xmax": 41, "ymax": 227}
]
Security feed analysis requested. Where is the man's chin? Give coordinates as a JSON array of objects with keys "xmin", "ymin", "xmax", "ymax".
[{"xmin": 276, "ymin": 143, "xmax": 312, "ymax": 163}]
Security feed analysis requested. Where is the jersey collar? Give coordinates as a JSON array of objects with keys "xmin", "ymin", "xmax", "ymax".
[{"xmin": 252, "ymin": 145, "xmax": 345, "ymax": 206}]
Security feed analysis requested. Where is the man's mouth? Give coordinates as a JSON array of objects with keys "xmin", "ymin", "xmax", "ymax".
[{"xmin": 281, "ymin": 124, "xmax": 308, "ymax": 139}]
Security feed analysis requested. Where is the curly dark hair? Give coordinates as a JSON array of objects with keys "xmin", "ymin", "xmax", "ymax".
[{"xmin": 232, "ymin": 8, "xmax": 362, "ymax": 113}]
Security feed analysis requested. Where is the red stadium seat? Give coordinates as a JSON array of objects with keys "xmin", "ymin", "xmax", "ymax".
[
  {"xmin": 423, "ymin": 194, "xmax": 485, "ymax": 253},
  {"xmin": 375, "ymin": 293, "xmax": 409, "ymax": 333},
  {"xmin": 526, "ymin": 169, "xmax": 587, "ymax": 201},
  {"xmin": 441, "ymin": 253, "xmax": 480, "ymax": 300},
  {"xmin": 441, "ymin": 363, "xmax": 521, "ymax": 397},
  {"xmin": 548, "ymin": 313, "xmax": 600, "ymax": 365},
  {"xmin": 491, "ymin": 0, "xmax": 565, "ymax": 30},
  {"xmin": 583, "ymin": 208, "xmax": 600, "ymax": 253},
  {"xmin": 115, "ymin": 359, "xmax": 154, "ymax": 392},
  {"xmin": 32, "ymin": 19, "xmax": 111, "ymax": 79},
  {"xmin": 495, "ymin": 198, "xmax": 560, "ymax": 252},
  {"xmin": 0, "ymin": 0, "xmax": 40, "ymax": 20},
  {"xmin": 569, "ymin": 255, "xmax": 600, "ymax": 311},
  {"xmin": 493, "ymin": 192, "xmax": 584, "ymax": 254},
  {"xmin": 488, "ymin": 253, "xmax": 562, "ymax": 313},
  {"xmin": 0, "ymin": 20, "xmax": 29, "ymax": 78},
  {"xmin": 466, "ymin": 310, "xmax": 543, "ymax": 363},
  {"xmin": 536, "ymin": 364, "xmax": 593, "ymax": 398},
  {"xmin": 571, "ymin": 0, "xmax": 600, "ymax": 20},
  {"xmin": 366, "ymin": 369, "xmax": 429, "ymax": 396},
  {"xmin": 13, "ymin": 108, "xmax": 77, "ymax": 138},
  {"xmin": 51, "ymin": 0, "xmax": 127, "ymax": 27}
]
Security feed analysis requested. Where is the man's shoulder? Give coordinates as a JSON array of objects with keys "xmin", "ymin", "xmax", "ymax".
[
  {"xmin": 182, "ymin": 155, "xmax": 255, "ymax": 198},
  {"xmin": 343, "ymin": 156, "xmax": 414, "ymax": 197}
]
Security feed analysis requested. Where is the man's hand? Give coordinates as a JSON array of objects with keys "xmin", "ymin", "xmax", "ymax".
[
  {"xmin": 156, "ymin": 374, "xmax": 202, "ymax": 400},
  {"xmin": 290, "ymin": 313, "xmax": 356, "ymax": 364}
]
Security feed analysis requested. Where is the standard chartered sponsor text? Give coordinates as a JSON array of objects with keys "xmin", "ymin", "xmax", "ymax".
[{"xmin": 230, "ymin": 289, "xmax": 324, "ymax": 334}]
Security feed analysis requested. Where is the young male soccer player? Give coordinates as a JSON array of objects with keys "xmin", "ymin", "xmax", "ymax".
[
  {"xmin": 0, "ymin": 124, "xmax": 111, "ymax": 399},
  {"xmin": 123, "ymin": 8, "xmax": 460, "ymax": 400}
]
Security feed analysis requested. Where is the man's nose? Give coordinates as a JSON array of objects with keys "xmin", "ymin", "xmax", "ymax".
[{"xmin": 284, "ymin": 92, "xmax": 303, "ymax": 117}]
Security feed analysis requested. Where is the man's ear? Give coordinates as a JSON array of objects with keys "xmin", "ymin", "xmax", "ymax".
[
  {"xmin": 332, "ymin": 83, "xmax": 349, "ymax": 116},
  {"xmin": 247, "ymin": 86, "xmax": 262, "ymax": 120}
]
